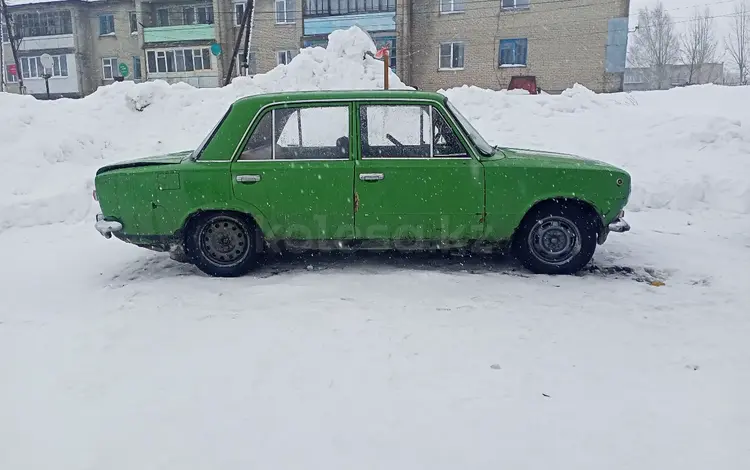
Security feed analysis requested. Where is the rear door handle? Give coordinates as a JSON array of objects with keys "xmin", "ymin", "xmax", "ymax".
[
  {"xmin": 359, "ymin": 173, "xmax": 384, "ymax": 181},
  {"xmin": 236, "ymin": 174, "xmax": 261, "ymax": 184}
]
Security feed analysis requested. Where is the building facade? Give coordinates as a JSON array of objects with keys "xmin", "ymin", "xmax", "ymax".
[
  {"xmin": 2, "ymin": 0, "xmax": 630, "ymax": 98},
  {"xmin": 624, "ymin": 63, "xmax": 725, "ymax": 92}
]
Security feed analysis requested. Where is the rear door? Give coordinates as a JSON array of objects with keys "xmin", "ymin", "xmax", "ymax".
[
  {"xmin": 354, "ymin": 102, "xmax": 485, "ymax": 241},
  {"xmin": 230, "ymin": 102, "xmax": 355, "ymax": 240}
]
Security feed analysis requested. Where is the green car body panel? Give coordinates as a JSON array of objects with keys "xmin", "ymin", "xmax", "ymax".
[{"xmin": 94, "ymin": 90, "xmax": 631, "ymax": 253}]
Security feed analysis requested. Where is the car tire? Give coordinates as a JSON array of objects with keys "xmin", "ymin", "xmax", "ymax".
[
  {"xmin": 512, "ymin": 202, "xmax": 598, "ymax": 275},
  {"xmin": 185, "ymin": 212, "xmax": 261, "ymax": 277}
]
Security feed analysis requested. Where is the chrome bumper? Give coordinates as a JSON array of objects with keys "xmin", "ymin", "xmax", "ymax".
[
  {"xmin": 608, "ymin": 217, "xmax": 630, "ymax": 233},
  {"xmin": 598, "ymin": 212, "xmax": 631, "ymax": 244},
  {"xmin": 95, "ymin": 214, "xmax": 123, "ymax": 239}
]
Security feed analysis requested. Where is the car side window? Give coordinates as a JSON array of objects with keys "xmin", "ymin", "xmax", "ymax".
[
  {"xmin": 360, "ymin": 105, "xmax": 431, "ymax": 158},
  {"xmin": 239, "ymin": 110, "xmax": 273, "ymax": 161},
  {"xmin": 360, "ymin": 104, "xmax": 468, "ymax": 158},
  {"xmin": 432, "ymin": 107, "xmax": 469, "ymax": 157},
  {"xmin": 239, "ymin": 105, "xmax": 349, "ymax": 161},
  {"xmin": 274, "ymin": 106, "xmax": 349, "ymax": 160}
]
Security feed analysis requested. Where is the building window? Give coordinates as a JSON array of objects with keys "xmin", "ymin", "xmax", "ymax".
[
  {"xmin": 146, "ymin": 48, "xmax": 213, "ymax": 73},
  {"xmin": 277, "ymin": 50, "xmax": 293, "ymax": 65},
  {"xmin": 6, "ymin": 65, "xmax": 18, "ymax": 83},
  {"xmin": 102, "ymin": 57, "xmax": 118, "ymax": 79},
  {"xmin": 275, "ymin": 0, "xmax": 295, "ymax": 24},
  {"xmin": 439, "ymin": 42, "xmax": 464, "ymax": 70},
  {"xmin": 234, "ymin": 3, "xmax": 245, "ymax": 26},
  {"xmin": 99, "ymin": 14, "xmax": 115, "ymax": 35},
  {"xmin": 19, "ymin": 55, "xmax": 68, "ymax": 79},
  {"xmin": 13, "ymin": 11, "xmax": 73, "ymax": 38},
  {"xmin": 440, "ymin": 0, "xmax": 464, "ymax": 14},
  {"xmin": 129, "ymin": 12, "xmax": 138, "ymax": 34},
  {"xmin": 305, "ymin": 0, "xmax": 395, "ymax": 17},
  {"xmin": 157, "ymin": 8, "xmax": 169, "ymax": 26},
  {"xmin": 133, "ymin": 56, "xmax": 142, "ymax": 79},
  {"xmin": 237, "ymin": 51, "xmax": 256, "ymax": 75},
  {"xmin": 498, "ymin": 38, "xmax": 528, "ymax": 67},
  {"xmin": 501, "ymin": 0, "xmax": 530, "ymax": 9},
  {"xmin": 183, "ymin": 6, "xmax": 214, "ymax": 25}
]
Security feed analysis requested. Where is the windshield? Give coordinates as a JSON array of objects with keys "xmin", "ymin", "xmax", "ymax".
[
  {"xmin": 190, "ymin": 106, "xmax": 232, "ymax": 161},
  {"xmin": 445, "ymin": 99, "xmax": 495, "ymax": 155}
]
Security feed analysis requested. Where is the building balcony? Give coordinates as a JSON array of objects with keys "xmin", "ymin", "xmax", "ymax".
[
  {"xmin": 303, "ymin": 0, "xmax": 396, "ymax": 36},
  {"xmin": 143, "ymin": 24, "xmax": 216, "ymax": 44}
]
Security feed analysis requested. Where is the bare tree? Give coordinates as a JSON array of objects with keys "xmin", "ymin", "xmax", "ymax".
[
  {"xmin": 681, "ymin": 7, "xmax": 718, "ymax": 84},
  {"xmin": 629, "ymin": 1, "xmax": 680, "ymax": 89},
  {"xmin": 726, "ymin": 1, "xmax": 750, "ymax": 85}
]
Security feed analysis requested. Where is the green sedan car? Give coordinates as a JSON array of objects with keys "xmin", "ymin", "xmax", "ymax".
[{"xmin": 94, "ymin": 90, "xmax": 631, "ymax": 277}]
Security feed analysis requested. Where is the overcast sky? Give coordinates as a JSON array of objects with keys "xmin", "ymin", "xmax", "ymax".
[{"xmin": 629, "ymin": 0, "xmax": 739, "ymax": 66}]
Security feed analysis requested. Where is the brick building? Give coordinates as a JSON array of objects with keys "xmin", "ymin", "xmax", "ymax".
[{"xmin": 2, "ymin": 0, "xmax": 630, "ymax": 97}]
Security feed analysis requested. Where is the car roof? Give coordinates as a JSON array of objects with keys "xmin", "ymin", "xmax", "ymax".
[{"xmin": 232, "ymin": 89, "xmax": 447, "ymax": 107}]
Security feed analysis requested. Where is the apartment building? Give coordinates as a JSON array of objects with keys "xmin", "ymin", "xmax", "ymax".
[
  {"xmin": 2, "ymin": 0, "xmax": 630, "ymax": 97},
  {"xmin": 1, "ymin": 0, "xmax": 88, "ymax": 97},
  {"xmin": 249, "ymin": 0, "xmax": 630, "ymax": 93},
  {"xmin": 2, "ymin": 0, "xmax": 233, "ymax": 97}
]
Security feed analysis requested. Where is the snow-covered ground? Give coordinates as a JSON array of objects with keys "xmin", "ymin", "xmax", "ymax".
[{"xmin": 1, "ymin": 27, "xmax": 749, "ymax": 469}]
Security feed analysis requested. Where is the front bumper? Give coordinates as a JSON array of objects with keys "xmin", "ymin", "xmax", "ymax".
[
  {"xmin": 95, "ymin": 213, "xmax": 123, "ymax": 239},
  {"xmin": 598, "ymin": 211, "xmax": 631, "ymax": 244}
]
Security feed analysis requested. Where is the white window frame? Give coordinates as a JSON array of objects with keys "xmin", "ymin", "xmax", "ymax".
[
  {"xmin": 439, "ymin": 0, "xmax": 464, "ymax": 14},
  {"xmin": 102, "ymin": 57, "xmax": 118, "ymax": 80},
  {"xmin": 438, "ymin": 42, "xmax": 464, "ymax": 71},
  {"xmin": 234, "ymin": 2, "xmax": 245, "ymax": 26},
  {"xmin": 276, "ymin": 50, "xmax": 293, "ymax": 65},
  {"xmin": 501, "ymin": 0, "xmax": 530, "ymax": 10},
  {"xmin": 275, "ymin": 0, "xmax": 294, "ymax": 24},
  {"xmin": 20, "ymin": 55, "xmax": 69, "ymax": 79},
  {"xmin": 146, "ymin": 47, "xmax": 212, "ymax": 74}
]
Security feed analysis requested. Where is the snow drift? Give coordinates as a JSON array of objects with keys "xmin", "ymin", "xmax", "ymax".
[{"xmin": 1, "ymin": 25, "xmax": 749, "ymax": 233}]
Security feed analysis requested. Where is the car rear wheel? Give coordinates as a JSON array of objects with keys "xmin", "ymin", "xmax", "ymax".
[
  {"xmin": 186, "ymin": 212, "xmax": 261, "ymax": 277},
  {"xmin": 512, "ymin": 202, "xmax": 598, "ymax": 275}
]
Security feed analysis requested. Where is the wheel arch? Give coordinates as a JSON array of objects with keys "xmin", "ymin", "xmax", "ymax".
[
  {"xmin": 179, "ymin": 205, "xmax": 274, "ymax": 242},
  {"xmin": 514, "ymin": 197, "xmax": 604, "ymax": 239}
]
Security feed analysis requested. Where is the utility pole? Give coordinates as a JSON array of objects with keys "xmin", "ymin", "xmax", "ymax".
[
  {"xmin": 224, "ymin": 0, "xmax": 252, "ymax": 86},
  {"xmin": 0, "ymin": 10, "xmax": 5, "ymax": 92},
  {"xmin": 0, "ymin": 0, "xmax": 23, "ymax": 93},
  {"xmin": 239, "ymin": 0, "xmax": 254, "ymax": 76}
]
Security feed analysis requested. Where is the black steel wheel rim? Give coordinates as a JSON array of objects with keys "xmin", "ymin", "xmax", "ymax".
[
  {"xmin": 199, "ymin": 216, "xmax": 250, "ymax": 266},
  {"xmin": 527, "ymin": 216, "xmax": 582, "ymax": 266}
]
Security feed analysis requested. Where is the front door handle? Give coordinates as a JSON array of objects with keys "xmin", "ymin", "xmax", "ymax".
[
  {"xmin": 359, "ymin": 173, "xmax": 384, "ymax": 181},
  {"xmin": 236, "ymin": 174, "xmax": 261, "ymax": 184}
]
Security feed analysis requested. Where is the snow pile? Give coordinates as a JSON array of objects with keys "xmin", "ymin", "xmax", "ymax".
[
  {"xmin": 1, "ymin": 25, "xmax": 750, "ymax": 232},
  {"xmin": 0, "ymin": 26, "xmax": 405, "ymax": 232},
  {"xmin": 441, "ymin": 84, "xmax": 750, "ymax": 214}
]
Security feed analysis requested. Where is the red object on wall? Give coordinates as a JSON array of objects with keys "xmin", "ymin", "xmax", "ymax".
[
  {"xmin": 508, "ymin": 75, "xmax": 538, "ymax": 94},
  {"xmin": 8, "ymin": 64, "xmax": 17, "ymax": 76}
]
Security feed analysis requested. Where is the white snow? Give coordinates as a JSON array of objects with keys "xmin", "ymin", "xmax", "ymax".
[{"xmin": 1, "ymin": 26, "xmax": 749, "ymax": 469}]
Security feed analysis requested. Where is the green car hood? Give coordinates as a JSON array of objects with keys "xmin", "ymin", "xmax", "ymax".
[
  {"xmin": 96, "ymin": 150, "xmax": 193, "ymax": 175},
  {"xmin": 495, "ymin": 147, "xmax": 621, "ymax": 171}
]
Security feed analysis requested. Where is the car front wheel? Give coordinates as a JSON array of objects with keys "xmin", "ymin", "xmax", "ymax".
[
  {"xmin": 186, "ymin": 212, "xmax": 261, "ymax": 277},
  {"xmin": 512, "ymin": 203, "xmax": 598, "ymax": 275}
]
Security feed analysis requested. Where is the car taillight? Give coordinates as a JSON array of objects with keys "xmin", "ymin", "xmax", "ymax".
[{"xmin": 93, "ymin": 190, "xmax": 98, "ymax": 201}]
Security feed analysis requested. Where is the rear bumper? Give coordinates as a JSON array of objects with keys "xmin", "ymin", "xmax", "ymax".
[{"xmin": 95, "ymin": 214, "xmax": 123, "ymax": 239}]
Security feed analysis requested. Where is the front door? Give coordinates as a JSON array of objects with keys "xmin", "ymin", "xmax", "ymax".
[
  {"xmin": 354, "ymin": 103, "xmax": 485, "ymax": 241},
  {"xmin": 231, "ymin": 103, "xmax": 355, "ymax": 240}
]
